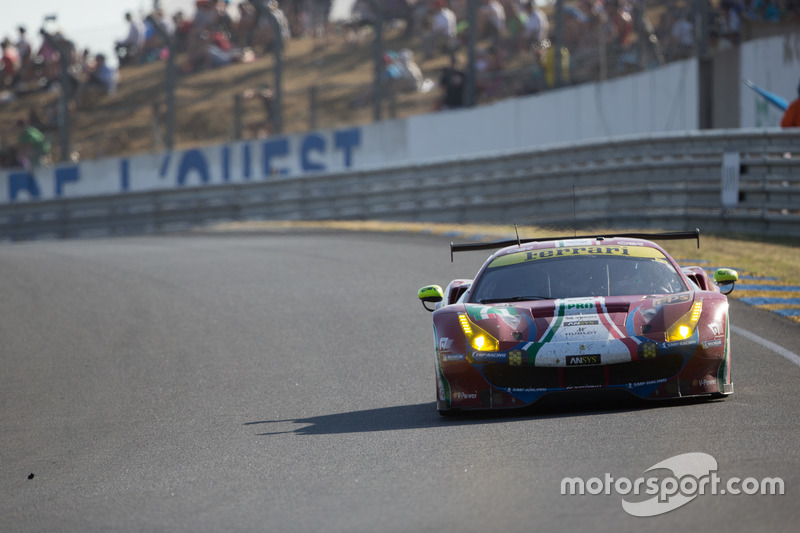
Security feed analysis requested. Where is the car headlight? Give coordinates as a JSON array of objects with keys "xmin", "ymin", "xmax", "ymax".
[
  {"xmin": 666, "ymin": 300, "xmax": 703, "ymax": 342},
  {"xmin": 458, "ymin": 313, "xmax": 499, "ymax": 352}
]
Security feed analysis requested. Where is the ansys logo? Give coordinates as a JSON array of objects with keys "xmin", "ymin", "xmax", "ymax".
[{"xmin": 561, "ymin": 452, "xmax": 784, "ymax": 517}]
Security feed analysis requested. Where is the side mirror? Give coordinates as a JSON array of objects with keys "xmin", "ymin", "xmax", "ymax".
[
  {"xmin": 418, "ymin": 285, "xmax": 444, "ymax": 312},
  {"xmin": 713, "ymin": 268, "xmax": 738, "ymax": 295}
]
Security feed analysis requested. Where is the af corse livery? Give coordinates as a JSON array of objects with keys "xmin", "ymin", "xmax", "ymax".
[{"xmin": 417, "ymin": 230, "xmax": 738, "ymax": 416}]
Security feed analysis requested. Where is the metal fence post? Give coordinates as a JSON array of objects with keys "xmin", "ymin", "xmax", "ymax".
[
  {"xmin": 388, "ymin": 82, "xmax": 397, "ymax": 119},
  {"xmin": 309, "ymin": 86, "xmax": 318, "ymax": 130},
  {"xmin": 145, "ymin": 15, "xmax": 176, "ymax": 150},
  {"xmin": 40, "ymin": 29, "xmax": 71, "ymax": 161},
  {"xmin": 466, "ymin": 0, "xmax": 477, "ymax": 107},
  {"xmin": 250, "ymin": 0, "xmax": 284, "ymax": 134},
  {"xmin": 151, "ymin": 102, "xmax": 162, "ymax": 148},
  {"xmin": 233, "ymin": 93, "xmax": 243, "ymax": 140},
  {"xmin": 367, "ymin": 0, "xmax": 385, "ymax": 121},
  {"xmin": 554, "ymin": 0, "xmax": 565, "ymax": 88}
]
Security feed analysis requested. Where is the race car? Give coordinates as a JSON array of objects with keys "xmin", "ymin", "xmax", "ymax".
[{"xmin": 417, "ymin": 230, "xmax": 738, "ymax": 416}]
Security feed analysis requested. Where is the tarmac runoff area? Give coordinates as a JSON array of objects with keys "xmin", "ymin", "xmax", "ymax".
[{"xmin": 202, "ymin": 220, "xmax": 800, "ymax": 325}]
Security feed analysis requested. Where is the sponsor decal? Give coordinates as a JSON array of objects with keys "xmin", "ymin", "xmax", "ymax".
[
  {"xmin": 628, "ymin": 378, "xmax": 668, "ymax": 388},
  {"xmin": 566, "ymin": 354, "xmax": 601, "ymax": 366},
  {"xmin": 490, "ymin": 245, "xmax": 668, "ymax": 268},
  {"xmin": 557, "ymin": 239, "xmax": 595, "ymax": 247},
  {"xmin": 453, "ymin": 392, "xmax": 478, "ymax": 399},
  {"xmin": 564, "ymin": 319, "xmax": 600, "ymax": 327},
  {"xmin": 438, "ymin": 337, "xmax": 454, "ymax": 352},
  {"xmin": 652, "ymin": 293, "xmax": 692, "ymax": 307},
  {"xmin": 471, "ymin": 352, "xmax": 507, "ymax": 363},
  {"xmin": 666, "ymin": 339, "xmax": 696, "ymax": 347},
  {"xmin": 467, "ymin": 305, "xmax": 522, "ymax": 329},
  {"xmin": 639, "ymin": 341, "xmax": 658, "ymax": 359},
  {"xmin": 564, "ymin": 327, "xmax": 597, "ymax": 338},
  {"xmin": 692, "ymin": 378, "xmax": 717, "ymax": 387},
  {"xmin": 442, "ymin": 353, "xmax": 465, "ymax": 362},
  {"xmin": 702, "ymin": 340, "xmax": 723, "ymax": 349}
]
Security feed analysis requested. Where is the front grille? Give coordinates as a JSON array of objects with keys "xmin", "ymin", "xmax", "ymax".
[{"xmin": 483, "ymin": 355, "xmax": 684, "ymax": 390}]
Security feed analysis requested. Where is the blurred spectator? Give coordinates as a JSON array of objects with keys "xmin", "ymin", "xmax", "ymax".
[
  {"xmin": 521, "ymin": 1, "xmax": 548, "ymax": 52},
  {"xmin": 631, "ymin": 1, "xmax": 663, "ymax": 69},
  {"xmin": 668, "ymin": 10, "xmax": 694, "ymax": 59},
  {"xmin": 438, "ymin": 54, "xmax": 466, "ymax": 109},
  {"xmin": 141, "ymin": 7, "xmax": 176, "ymax": 62},
  {"xmin": 193, "ymin": 0, "xmax": 221, "ymax": 30},
  {"xmin": 351, "ymin": 49, "xmax": 429, "ymax": 107},
  {"xmin": 562, "ymin": 4, "xmax": 591, "ymax": 50},
  {"xmin": 781, "ymin": 81, "xmax": 800, "ymax": 127},
  {"xmin": 14, "ymin": 118, "xmax": 50, "ymax": 171},
  {"xmin": 214, "ymin": 0, "xmax": 237, "ymax": 39},
  {"xmin": 16, "ymin": 26, "xmax": 33, "ymax": 83},
  {"xmin": 475, "ymin": 45, "xmax": 505, "ymax": 100},
  {"xmin": 173, "ymin": 11, "xmax": 194, "ymax": 52},
  {"xmin": 251, "ymin": 0, "xmax": 290, "ymax": 53},
  {"xmin": 115, "ymin": 12, "xmax": 145, "ymax": 66},
  {"xmin": 538, "ymin": 39, "xmax": 570, "ymax": 88},
  {"xmin": 718, "ymin": 0, "xmax": 742, "ymax": 46},
  {"xmin": 308, "ymin": 0, "xmax": 333, "ymax": 50},
  {"xmin": 183, "ymin": 26, "xmax": 254, "ymax": 73},
  {"xmin": 184, "ymin": 28, "xmax": 230, "ymax": 71},
  {"xmin": 235, "ymin": 2, "xmax": 258, "ymax": 46},
  {"xmin": 749, "ymin": 0, "xmax": 783, "ymax": 22},
  {"xmin": 342, "ymin": 0, "xmax": 377, "ymax": 44},
  {"xmin": 80, "ymin": 48, "xmax": 95, "ymax": 74},
  {"xmin": 604, "ymin": 0, "xmax": 636, "ymax": 74},
  {"xmin": 560, "ymin": 2, "xmax": 601, "ymax": 83},
  {"xmin": 76, "ymin": 53, "xmax": 118, "ymax": 107},
  {"xmin": 477, "ymin": 0, "xmax": 507, "ymax": 42},
  {"xmin": 423, "ymin": 0, "xmax": 458, "ymax": 59},
  {"xmin": 34, "ymin": 33, "xmax": 62, "ymax": 85},
  {"xmin": 395, "ymin": 49, "xmax": 425, "ymax": 92},
  {"xmin": 1, "ymin": 38, "xmax": 21, "ymax": 88},
  {"xmin": 502, "ymin": 0, "xmax": 528, "ymax": 56}
]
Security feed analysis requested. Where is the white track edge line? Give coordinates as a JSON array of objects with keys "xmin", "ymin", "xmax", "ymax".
[{"xmin": 732, "ymin": 325, "xmax": 800, "ymax": 368}]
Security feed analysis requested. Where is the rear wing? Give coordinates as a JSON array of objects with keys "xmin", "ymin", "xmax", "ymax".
[{"xmin": 450, "ymin": 229, "xmax": 700, "ymax": 261}]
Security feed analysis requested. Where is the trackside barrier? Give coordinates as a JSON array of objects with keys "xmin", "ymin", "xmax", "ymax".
[{"xmin": 1, "ymin": 128, "xmax": 799, "ymax": 241}]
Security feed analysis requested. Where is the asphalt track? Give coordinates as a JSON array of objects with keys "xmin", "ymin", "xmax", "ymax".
[{"xmin": 1, "ymin": 230, "xmax": 799, "ymax": 532}]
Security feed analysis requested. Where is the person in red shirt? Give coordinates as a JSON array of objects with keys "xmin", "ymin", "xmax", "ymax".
[
  {"xmin": 781, "ymin": 81, "xmax": 800, "ymax": 128},
  {"xmin": 1, "ymin": 38, "xmax": 21, "ymax": 88}
]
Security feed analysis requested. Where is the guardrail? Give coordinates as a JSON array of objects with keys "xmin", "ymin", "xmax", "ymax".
[{"xmin": 2, "ymin": 128, "xmax": 799, "ymax": 241}]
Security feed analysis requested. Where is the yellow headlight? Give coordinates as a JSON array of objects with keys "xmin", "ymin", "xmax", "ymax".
[
  {"xmin": 666, "ymin": 301, "xmax": 703, "ymax": 342},
  {"xmin": 458, "ymin": 313, "xmax": 499, "ymax": 352}
]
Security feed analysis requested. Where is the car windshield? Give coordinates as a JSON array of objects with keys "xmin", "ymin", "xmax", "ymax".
[{"xmin": 469, "ymin": 246, "xmax": 687, "ymax": 303}]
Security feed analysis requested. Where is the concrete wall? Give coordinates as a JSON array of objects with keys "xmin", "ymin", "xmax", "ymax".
[{"xmin": 740, "ymin": 31, "xmax": 800, "ymax": 127}]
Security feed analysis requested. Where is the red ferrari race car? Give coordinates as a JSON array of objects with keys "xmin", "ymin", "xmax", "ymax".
[{"xmin": 417, "ymin": 231, "xmax": 738, "ymax": 416}]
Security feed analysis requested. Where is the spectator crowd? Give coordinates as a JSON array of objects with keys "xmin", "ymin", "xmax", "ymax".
[{"xmin": 2, "ymin": 0, "xmax": 799, "ymax": 168}]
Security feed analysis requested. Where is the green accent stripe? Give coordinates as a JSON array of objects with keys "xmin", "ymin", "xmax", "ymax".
[
  {"xmin": 527, "ymin": 302, "xmax": 566, "ymax": 365},
  {"xmin": 717, "ymin": 308, "xmax": 731, "ymax": 385}
]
